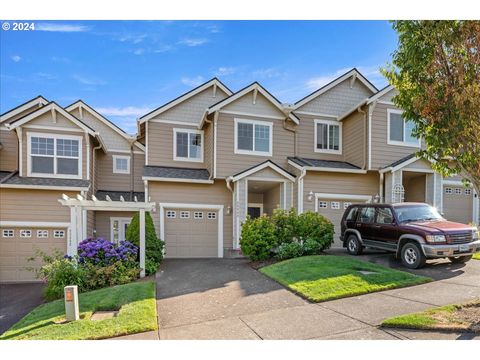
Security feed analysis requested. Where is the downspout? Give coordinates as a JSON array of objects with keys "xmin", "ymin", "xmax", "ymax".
[
  {"xmin": 297, "ymin": 168, "xmax": 306, "ymax": 214},
  {"xmin": 283, "ymin": 118, "xmax": 297, "ymax": 156},
  {"xmin": 130, "ymin": 141, "xmax": 135, "ymax": 201},
  {"xmin": 357, "ymin": 106, "xmax": 367, "ymax": 170},
  {"xmin": 379, "ymin": 172, "xmax": 384, "ymax": 203},
  {"xmin": 91, "ymin": 142, "xmax": 102, "ymax": 237}
]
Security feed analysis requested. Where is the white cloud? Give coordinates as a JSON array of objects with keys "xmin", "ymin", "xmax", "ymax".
[
  {"xmin": 181, "ymin": 76, "xmax": 205, "ymax": 87},
  {"xmin": 119, "ymin": 33, "xmax": 147, "ymax": 44},
  {"xmin": 215, "ymin": 67, "xmax": 236, "ymax": 76},
  {"xmin": 133, "ymin": 48, "xmax": 145, "ymax": 56},
  {"xmin": 252, "ymin": 68, "xmax": 282, "ymax": 79},
  {"xmin": 72, "ymin": 74, "xmax": 106, "ymax": 86},
  {"xmin": 305, "ymin": 66, "xmax": 387, "ymax": 90},
  {"xmin": 305, "ymin": 68, "xmax": 352, "ymax": 90},
  {"xmin": 35, "ymin": 72, "xmax": 57, "ymax": 80},
  {"xmin": 207, "ymin": 25, "xmax": 221, "ymax": 33},
  {"xmin": 96, "ymin": 106, "xmax": 152, "ymax": 118},
  {"xmin": 51, "ymin": 56, "xmax": 70, "ymax": 63},
  {"xmin": 178, "ymin": 38, "xmax": 208, "ymax": 47},
  {"xmin": 36, "ymin": 23, "xmax": 89, "ymax": 32},
  {"xmin": 11, "ymin": 55, "xmax": 21, "ymax": 62},
  {"xmin": 153, "ymin": 45, "xmax": 173, "ymax": 53}
]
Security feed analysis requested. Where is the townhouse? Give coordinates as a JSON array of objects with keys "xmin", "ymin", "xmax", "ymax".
[{"xmin": 0, "ymin": 68, "xmax": 478, "ymax": 282}]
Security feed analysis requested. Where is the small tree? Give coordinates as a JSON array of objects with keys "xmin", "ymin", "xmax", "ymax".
[
  {"xmin": 125, "ymin": 212, "xmax": 164, "ymax": 275},
  {"xmin": 383, "ymin": 20, "xmax": 480, "ymax": 195}
]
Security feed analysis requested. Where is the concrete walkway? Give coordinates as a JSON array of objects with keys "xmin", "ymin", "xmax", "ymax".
[{"xmin": 115, "ymin": 255, "xmax": 480, "ymax": 340}]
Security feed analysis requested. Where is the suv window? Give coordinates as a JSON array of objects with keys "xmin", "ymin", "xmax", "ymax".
[
  {"xmin": 359, "ymin": 207, "xmax": 375, "ymax": 223},
  {"xmin": 345, "ymin": 207, "xmax": 359, "ymax": 221},
  {"xmin": 376, "ymin": 207, "xmax": 394, "ymax": 224}
]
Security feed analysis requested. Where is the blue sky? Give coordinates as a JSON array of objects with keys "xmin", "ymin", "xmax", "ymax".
[{"xmin": 1, "ymin": 20, "xmax": 397, "ymax": 133}]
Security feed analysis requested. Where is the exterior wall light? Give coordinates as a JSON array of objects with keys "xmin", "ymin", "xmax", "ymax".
[
  {"xmin": 226, "ymin": 206, "xmax": 232, "ymax": 215},
  {"xmin": 307, "ymin": 191, "xmax": 314, "ymax": 202}
]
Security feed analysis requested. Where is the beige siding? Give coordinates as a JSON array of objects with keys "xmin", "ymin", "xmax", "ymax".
[
  {"xmin": 0, "ymin": 129, "xmax": 18, "ymax": 171},
  {"xmin": 296, "ymin": 78, "xmax": 373, "ymax": 117},
  {"xmin": 94, "ymin": 211, "xmax": 136, "ymax": 241},
  {"xmin": 263, "ymin": 184, "xmax": 281, "ymax": 216},
  {"xmin": 148, "ymin": 181, "xmax": 233, "ymax": 250},
  {"xmin": 96, "ymin": 151, "xmax": 145, "ymax": 192},
  {"xmin": 404, "ymin": 174, "xmax": 426, "ymax": 202},
  {"xmin": 343, "ymin": 110, "xmax": 366, "ymax": 167},
  {"xmin": 0, "ymin": 189, "xmax": 77, "ymax": 222},
  {"xmin": 216, "ymin": 113, "xmax": 295, "ymax": 178},
  {"xmin": 248, "ymin": 192, "xmax": 264, "ymax": 203}
]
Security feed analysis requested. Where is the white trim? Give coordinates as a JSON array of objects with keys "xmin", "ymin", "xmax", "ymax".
[
  {"xmin": 145, "ymin": 121, "xmax": 149, "ymax": 165},
  {"xmin": 0, "ymin": 184, "xmax": 88, "ymax": 191},
  {"xmin": 142, "ymin": 176, "xmax": 214, "ymax": 184},
  {"xmin": 368, "ymin": 102, "xmax": 374, "ymax": 170},
  {"xmin": 173, "ymin": 128, "xmax": 204, "ymax": 163},
  {"xmin": 294, "ymin": 111, "xmax": 338, "ymax": 119},
  {"xmin": 159, "ymin": 202, "xmax": 224, "ymax": 258},
  {"xmin": 402, "ymin": 168, "xmax": 434, "ymax": 174},
  {"xmin": 16, "ymin": 128, "xmax": 23, "ymax": 176},
  {"xmin": 113, "ymin": 155, "xmax": 131, "ymax": 174},
  {"xmin": 234, "ymin": 118, "xmax": 273, "ymax": 157},
  {"xmin": 213, "ymin": 113, "xmax": 218, "ymax": 178},
  {"xmin": 109, "ymin": 149, "xmax": 144, "ymax": 155},
  {"xmin": 149, "ymin": 119, "xmax": 199, "ymax": 127},
  {"xmin": 442, "ymin": 180, "xmax": 464, "ymax": 186},
  {"xmin": 140, "ymin": 79, "xmax": 232, "ymax": 124},
  {"xmin": 379, "ymin": 156, "xmax": 434, "ymax": 174},
  {"xmin": 230, "ymin": 161, "xmax": 296, "ymax": 182},
  {"xmin": 0, "ymin": 96, "xmax": 48, "ymax": 124},
  {"xmin": 85, "ymin": 134, "xmax": 90, "ymax": 181},
  {"xmin": 377, "ymin": 100, "xmax": 395, "ymax": 106},
  {"xmin": 22, "ymin": 124, "xmax": 84, "ymax": 133},
  {"xmin": 366, "ymin": 85, "xmax": 395, "ymax": 105},
  {"xmin": 387, "ymin": 109, "xmax": 421, "ymax": 148},
  {"xmin": 219, "ymin": 110, "xmax": 285, "ymax": 120},
  {"xmin": 313, "ymin": 119, "xmax": 342, "ymax": 155},
  {"xmin": 247, "ymin": 176, "xmax": 287, "ymax": 183},
  {"xmin": 27, "ymin": 132, "xmax": 83, "ymax": 179},
  {"xmin": 314, "ymin": 193, "xmax": 372, "ymax": 212},
  {"xmin": 293, "ymin": 69, "xmax": 377, "ymax": 110},
  {"xmin": 248, "ymin": 203, "xmax": 264, "ymax": 215},
  {"xmin": 0, "ymin": 221, "xmax": 70, "ymax": 227},
  {"xmin": 286, "ymin": 159, "xmax": 367, "ymax": 174}
]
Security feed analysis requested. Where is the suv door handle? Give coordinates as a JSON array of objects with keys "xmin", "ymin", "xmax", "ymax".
[{"xmin": 356, "ymin": 223, "xmax": 362, "ymax": 227}]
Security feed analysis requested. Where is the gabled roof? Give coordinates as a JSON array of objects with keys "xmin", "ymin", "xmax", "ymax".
[
  {"xmin": 229, "ymin": 160, "xmax": 296, "ymax": 182},
  {"xmin": 0, "ymin": 95, "xmax": 49, "ymax": 124},
  {"xmin": 6, "ymin": 102, "xmax": 97, "ymax": 136},
  {"xmin": 139, "ymin": 78, "xmax": 232, "ymax": 124},
  {"xmin": 207, "ymin": 82, "xmax": 300, "ymax": 124},
  {"xmin": 379, "ymin": 153, "xmax": 430, "ymax": 173},
  {"xmin": 288, "ymin": 157, "xmax": 367, "ymax": 174},
  {"xmin": 293, "ymin": 68, "xmax": 378, "ymax": 110},
  {"xmin": 0, "ymin": 172, "xmax": 90, "ymax": 190},
  {"xmin": 366, "ymin": 84, "xmax": 395, "ymax": 105},
  {"xmin": 65, "ymin": 100, "xmax": 144, "ymax": 152}
]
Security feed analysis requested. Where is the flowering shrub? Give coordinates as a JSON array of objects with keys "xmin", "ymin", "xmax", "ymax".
[{"xmin": 78, "ymin": 237, "xmax": 138, "ymax": 266}]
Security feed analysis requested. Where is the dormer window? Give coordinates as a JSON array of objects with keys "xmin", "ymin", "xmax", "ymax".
[
  {"xmin": 28, "ymin": 133, "xmax": 82, "ymax": 179},
  {"xmin": 173, "ymin": 128, "xmax": 203, "ymax": 162},
  {"xmin": 314, "ymin": 119, "xmax": 342, "ymax": 154},
  {"xmin": 387, "ymin": 109, "xmax": 420, "ymax": 147}
]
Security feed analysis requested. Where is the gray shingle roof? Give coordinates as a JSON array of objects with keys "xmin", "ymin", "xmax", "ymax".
[
  {"xmin": 382, "ymin": 153, "xmax": 417, "ymax": 169},
  {"xmin": 0, "ymin": 171, "xmax": 13, "ymax": 182},
  {"xmin": 0, "ymin": 173, "xmax": 90, "ymax": 188},
  {"xmin": 95, "ymin": 190, "xmax": 145, "ymax": 202},
  {"xmin": 144, "ymin": 165, "xmax": 210, "ymax": 180},
  {"xmin": 288, "ymin": 157, "xmax": 361, "ymax": 170}
]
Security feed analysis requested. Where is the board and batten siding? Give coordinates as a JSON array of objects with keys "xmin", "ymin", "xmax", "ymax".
[
  {"xmin": 0, "ymin": 129, "xmax": 18, "ymax": 171},
  {"xmin": 302, "ymin": 172, "xmax": 379, "ymax": 212},
  {"xmin": 148, "ymin": 181, "xmax": 233, "ymax": 249},
  {"xmin": 96, "ymin": 151, "xmax": 145, "ymax": 192}
]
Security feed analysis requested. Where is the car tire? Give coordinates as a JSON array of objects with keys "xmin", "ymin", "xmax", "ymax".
[
  {"xmin": 346, "ymin": 234, "xmax": 363, "ymax": 255},
  {"xmin": 401, "ymin": 242, "xmax": 426, "ymax": 269},
  {"xmin": 449, "ymin": 255, "xmax": 473, "ymax": 264}
]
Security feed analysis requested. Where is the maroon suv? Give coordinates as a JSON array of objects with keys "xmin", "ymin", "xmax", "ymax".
[{"xmin": 340, "ymin": 202, "xmax": 480, "ymax": 269}]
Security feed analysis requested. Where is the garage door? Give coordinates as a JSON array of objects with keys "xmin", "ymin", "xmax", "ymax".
[
  {"xmin": 164, "ymin": 209, "xmax": 219, "ymax": 258},
  {"xmin": 443, "ymin": 186, "xmax": 473, "ymax": 224},
  {"xmin": 316, "ymin": 198, "xmax": 366, "ymax": 247},
  {"xmin": 0, "ymin": 227, "xmax": 67, "ymax": 282}
]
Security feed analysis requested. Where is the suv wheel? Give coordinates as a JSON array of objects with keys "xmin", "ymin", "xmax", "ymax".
[
  {"xmin": 449, "ymin": 255, "xmax": 473, "ymax": 264},
  {"xmin": 346, "ymin": 234, "xmax": 363, "ymax": 255},
  {"xmin": 401, "ymin": 242, "xmax": 426, "ymax": 269}
]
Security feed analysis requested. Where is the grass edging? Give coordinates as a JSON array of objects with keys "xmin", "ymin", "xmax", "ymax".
[
  {"xmin": 0, "ymin": 280, "xmax": 157, "ymax": 340},
  {"xmin": 259, "ymin": 255, "xmax": 432, "ymax": 303},
  {"xmin": 473, "ymin": 253, "xmax": 480, "ymax": 260}
]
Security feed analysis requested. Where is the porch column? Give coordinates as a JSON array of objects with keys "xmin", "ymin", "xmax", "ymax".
[
  {"xmin": 139, "ymin": 209, "xmax": 146, "ymax": 278},
  {"xmin": 69, "ymin": 206, "xmax": 77, "ymax": 256}
]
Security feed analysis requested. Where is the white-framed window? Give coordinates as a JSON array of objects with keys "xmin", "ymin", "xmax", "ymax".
[
  {"xmin": 28, "ymin": 133, "xmax": 82, "ymax": 179},
  {"xmin": 465, "ymin": 188, "xmax": 472, "ymax": 195},
  {"xmin": 37, "ymin": 230, "xmax": 49, "ymax": 238},
  {"xmin": 454, "ymin": 188, "xmax": 462, "ymax": 195},
  {"xmin": 318, "ymin": 201, "xmax": 328, "ymax": 209},
  {"xmin": 331, "ymin": 201, "xmax": 340, "ymax": 210},
  {"xmin": 314, "ymin": 119, "xmax": 342, "ymax": 154},
  {"xmin": 53, "ymin": 230, "xmax": 65, "ymax": 238},
  {"xmin": 387, "ymin": 109, "xmax": 420, "ymax": 147},
  {"xmin": 207, "ymin": 212, "xmax": 217, "ymax": 220},
  {"xmin": 173, "ymin": 128, "xmax": 203, "ymax": 162},
  {"xmin": 194, "ymin": 211, "xmax": 204, "ymax": 219},
  {"xmin": 166, "ymin": 210, "xmax": 176, "ymax": 219},
  {"xmin": 445, "ymin": 187, "xmax": 453, "ymax": 194},
  {"xmin": 20, "ymin": 229, "xmax": 32, "ymax": 238},
  {"xmin": 180, "ymin": 211, "xmax": 190, "ymax": 219},
  {"xmin": 234, "ymin": 118, "xmax": 273, "ymax": 156},
  {"xmin": 2, "ymin": 229, "xmax": 14, "ymax": 238},
  {"xmin": 344, "ymin": 202, "xmax": 352, "ymax": 209},
  {"xmin": 113, "ymin": 155, "xmax": 130, "ymax": 174}
]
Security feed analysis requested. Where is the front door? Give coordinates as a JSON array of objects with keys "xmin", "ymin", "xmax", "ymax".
[
  {"xmin": 247, "ymin": 206, "xmax": 262, "ymax": 219},
  {"xmin": 111, "ymin": 217, "xmax": 131, "ymax": 243}
]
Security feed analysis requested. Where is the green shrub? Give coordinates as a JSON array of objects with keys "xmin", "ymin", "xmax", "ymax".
[
  {"xmin": 276, "ymin": 241, "xmax": 303, "ymax": 260},
  {"xmin": 126, "ymin": 212, "xmax": 165, "ymax": 275},
  {"xmin": 296, "ymin": 211, "xmax": 334, "ymax": 251},
  {"xmin": 302, "ymin": 238, "xmax": 324, "ymax": 256},
  {"xmin": 272, "ymin": 208, "xmax": 297, "ymax": 244},
  {"xmin": 82, "ymin": 261, "xmax": 140, "ymax": 290},
  {"xmin": 240, "ymin": 215, "xmax": 277, "ymax": 261}
]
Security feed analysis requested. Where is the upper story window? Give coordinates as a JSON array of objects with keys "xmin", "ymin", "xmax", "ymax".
[
  {"xmin": 113, "ymin": 155, "xmax": 130, "ymax": 174},
  {"xmin": 173, "ymin": 128, "xmax": 203, "ymax": 162},
  {"xmin": 234, "ymin": 118, "xmax": 273, "ymax": 156},
  {"xmin": 387, "ymin": 109, "xmax": 420, "ymax": 147},
  {"xmin": 314, "ymin": 119, "xmax": 342, "ymax": 154},
  {"xmin": 28, "ymin": 133, "xmax": 82, "ymax": 179}
]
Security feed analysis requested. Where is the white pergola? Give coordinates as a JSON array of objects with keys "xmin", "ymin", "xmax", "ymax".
[{"xmin": 59, "ymin": 194, "xmax": 156, "ymax": 278}]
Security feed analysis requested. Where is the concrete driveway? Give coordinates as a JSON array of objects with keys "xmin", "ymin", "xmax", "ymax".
[
  {"xmin": 152, "ymin": 257, "xmax": 480, "ymax": 340},
  {"xmin": 0, "ymin": 283, "xmax": 45, "ymax": 335}
]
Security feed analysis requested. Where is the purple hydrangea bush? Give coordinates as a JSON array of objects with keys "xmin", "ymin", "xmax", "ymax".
[{"xmin": 77, "ymin": 237, "xmax": 138, "ymax": 266}]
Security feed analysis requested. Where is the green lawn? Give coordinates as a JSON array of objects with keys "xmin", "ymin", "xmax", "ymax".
[
  {"xmin": 473, "ymin": 253, "xmax": 480, "ymax": 260},
  {"xmin": 260, "ymin": 255, "xmax": 431, "ymax": 302},
  {"xmin": 0, "ymin": 281, "xmax": 157, "ymax": 340},
  {"xmin": 382, "ymin": 300, "xmax": 480, "ymax": 332}
]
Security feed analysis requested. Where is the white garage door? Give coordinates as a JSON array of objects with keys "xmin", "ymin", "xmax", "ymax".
[
  {"xmin": 443, "ymin": 186, "xmax": 473, "ymax": 224},
  {"xmin": 163, "ymin": 209, "xmax": 219, "ymax": 258},
  {"xmin": 0, "ymin": 227, "xmax": 67, "ymax": 282}
]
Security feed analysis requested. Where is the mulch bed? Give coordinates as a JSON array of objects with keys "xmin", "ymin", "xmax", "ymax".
[{"xmin": 249, "ymin": 258, "xmax": 279, "ymax": 270}]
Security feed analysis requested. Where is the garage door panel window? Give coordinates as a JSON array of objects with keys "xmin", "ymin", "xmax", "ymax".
[
  {"xmin": 37, "ymin": 230, "xmax": 49, "ymax": 238},
  {"xmin": 445, "ymin": 187, "xmax": 453, "ymax": 194},
  {"xmin": 53, "ymin": 230, "xmax": 65, "ymax": 238},
  {"xmin": 2, "ymin": 229, "xmax": 14, "ymax": 237},
  {"xmin": 454, "ymin": 188, "xmax": 462, "ymax": 195},
  {"xmin": 465, "ymin": 188, "xmax": 472, "ymax": 195},
  {"xmin": 20, "ymin": 230, "xmax": 32, "ymax": 238},
  {"xmin": 180, "ymin": 211, "xmax": 190, "ymax": 219},
  {"xmin": 207, "ymin": 212, "xmax": 217, "ymax": 219},
  {"xmin": 331, "ymin": 201, "xmax": 340, "ymax": 210},
  {"xmin": 166, "ymin": 211, "xmax": 176, "ymax": 218},
  {"xmin": 318, "ymin": 201, "xmax": 328, "ymax": 209},
  {"xmin": 194, "ymin": 212, "xmax": 204, "ymax": 219}
]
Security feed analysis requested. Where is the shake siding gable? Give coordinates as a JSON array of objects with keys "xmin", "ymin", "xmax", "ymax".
[
  {"xmin": 222, "ymin": 91, "xmax": 282, "ymax": 117},
  {"xmin": 0, "ymin": 129, "xmax": 19, "ymax": 171}
]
